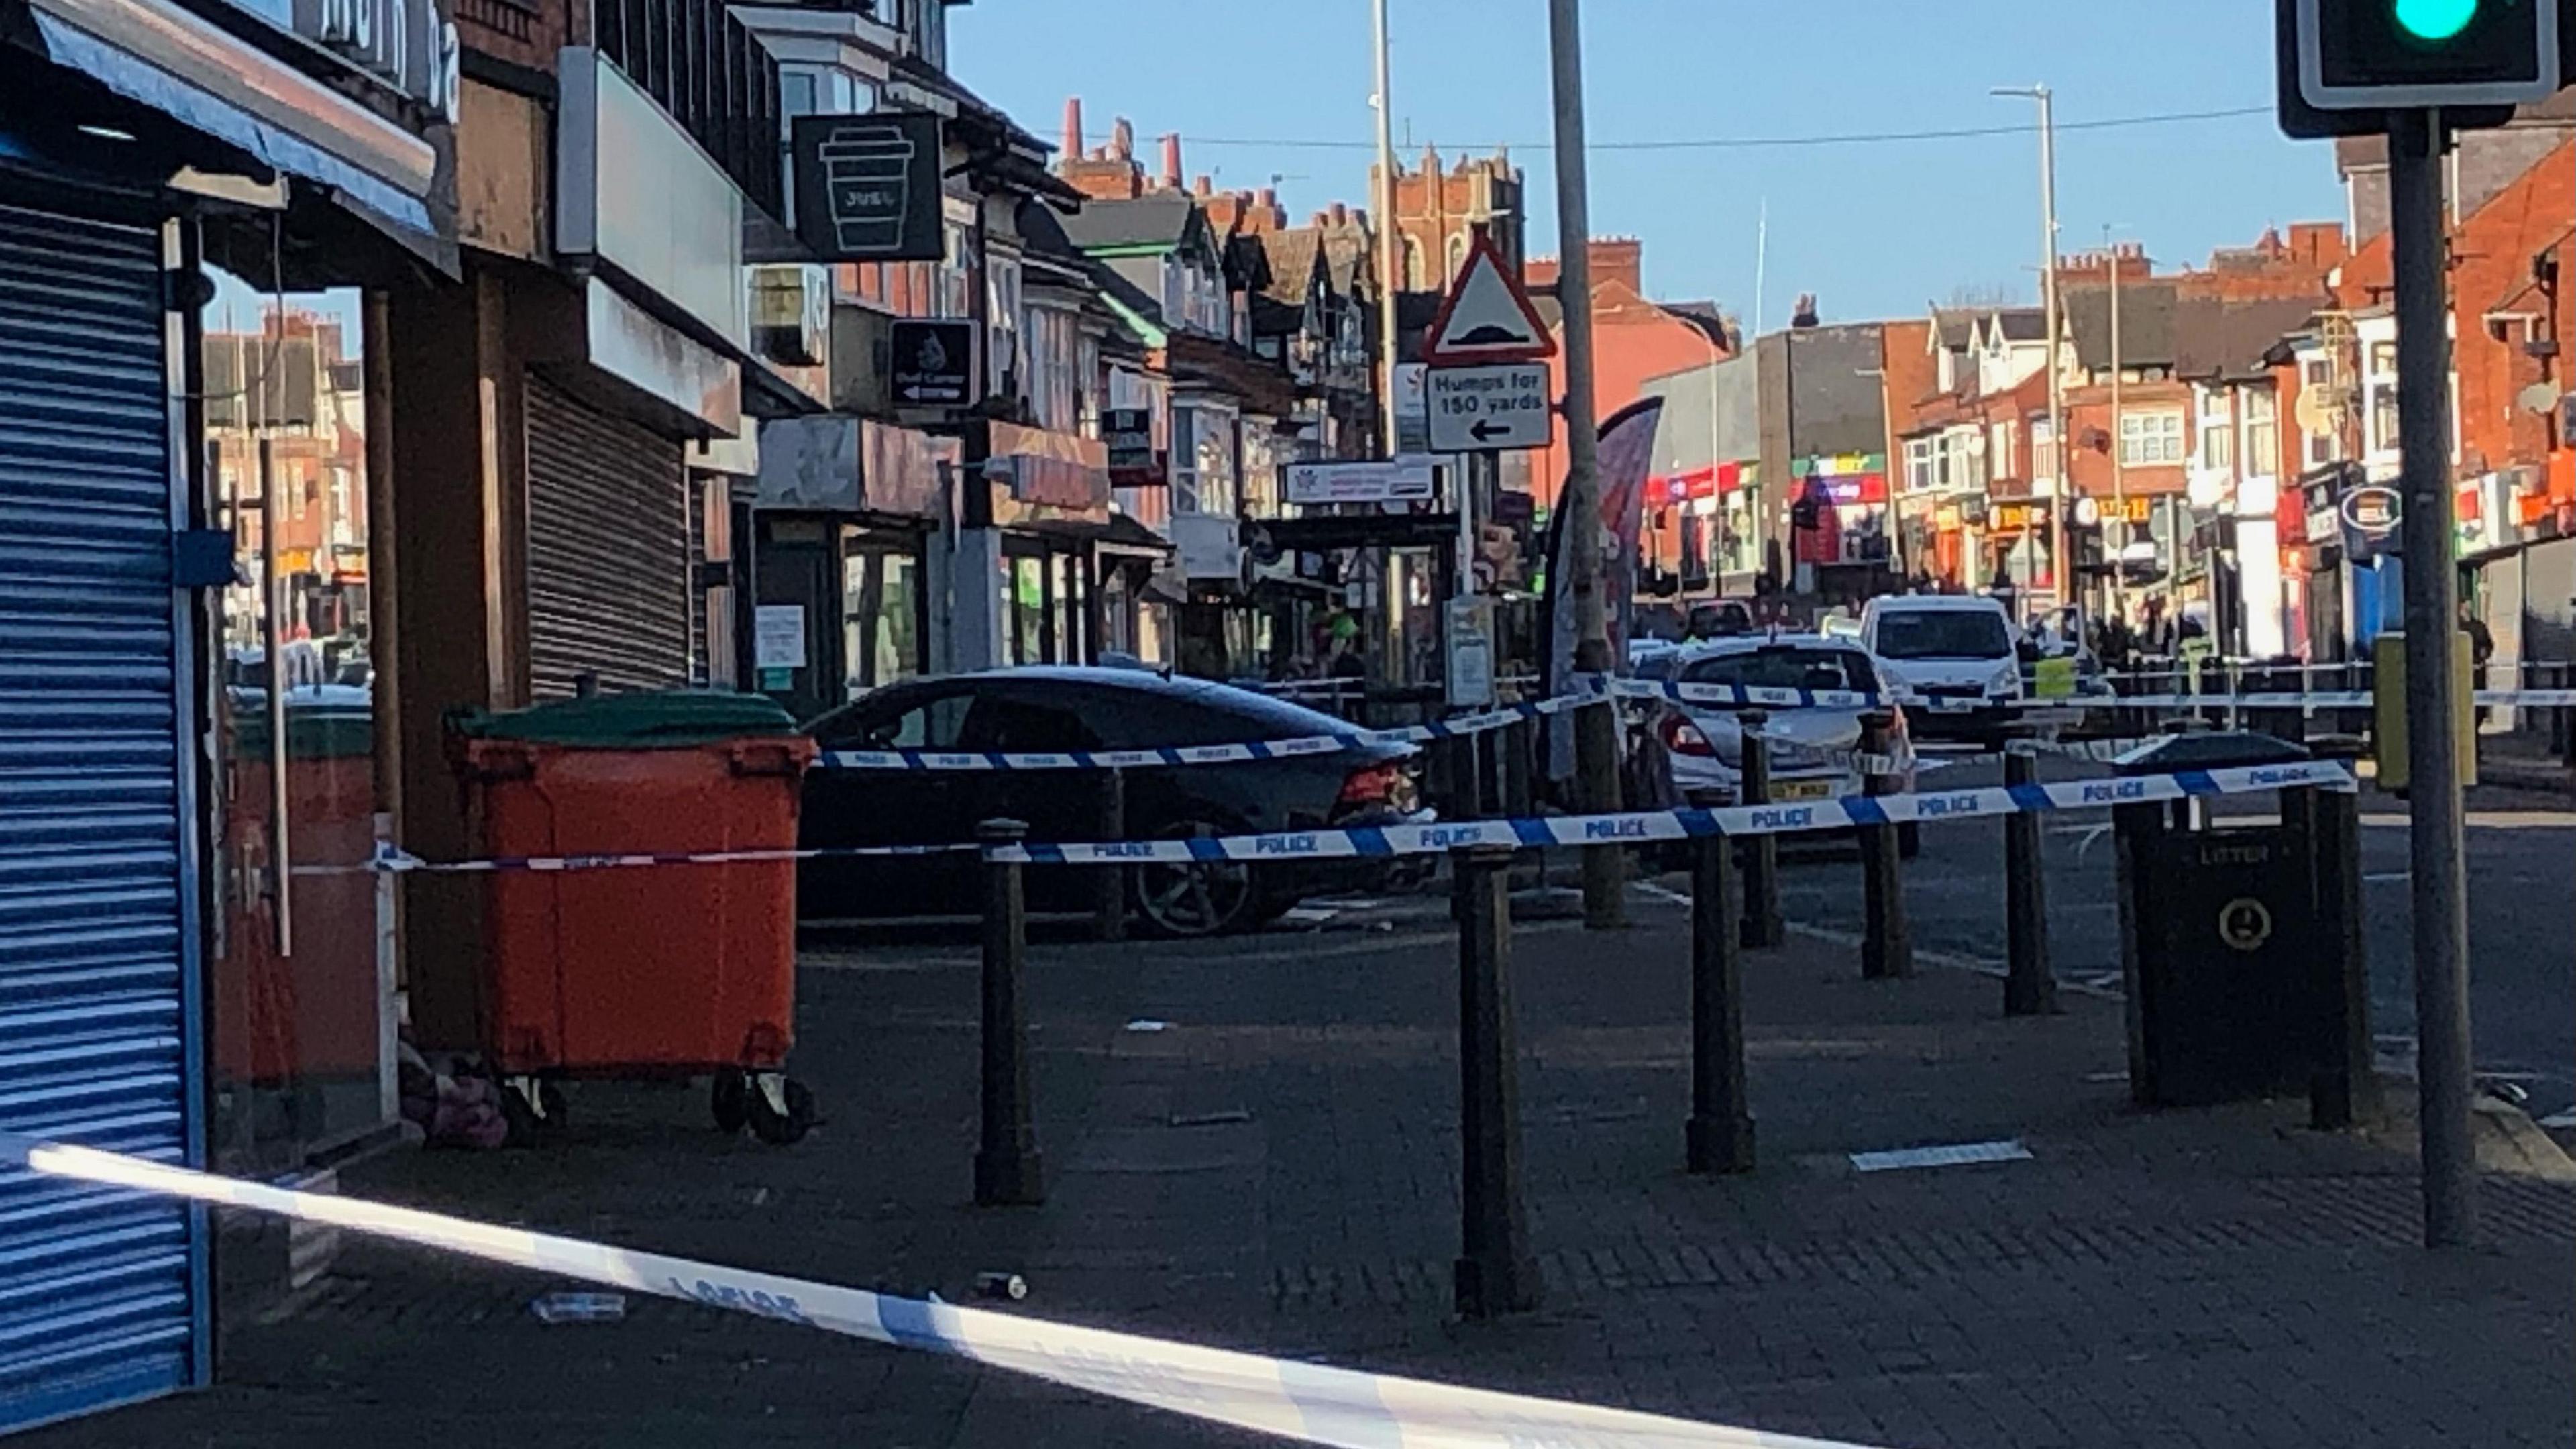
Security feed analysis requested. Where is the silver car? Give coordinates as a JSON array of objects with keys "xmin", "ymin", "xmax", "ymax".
[{"xmin": 1636, "ymin": 635, "xmax": 1917, "ymax": 809}]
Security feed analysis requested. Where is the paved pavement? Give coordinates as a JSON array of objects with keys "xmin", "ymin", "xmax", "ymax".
[{"xmin": 37, "ymin": 859, "xmax": 2573, "ymax": 1448}]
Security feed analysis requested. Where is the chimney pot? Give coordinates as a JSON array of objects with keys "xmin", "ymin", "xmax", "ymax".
[
  {"xmin": 1330, "ymin": 201, "xmax": 1350, "ymax": 226},
  {"xmin": 1111, "ymin": 118, "xmax": 1134, "ymax": 161},
  {"xmin": 1161, "ymin": 133, "xmax": 1184, "ymax": 189},
  {"xmin": 1193, "ymin": 174, "xmax": 1212, "ymax": 197},
  {"xmin": 1062, "ymin": 97, "xmax": 1083, "ymax": 160}
]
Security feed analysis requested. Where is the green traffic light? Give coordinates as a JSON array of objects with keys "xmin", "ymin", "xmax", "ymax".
[{"xmin": 2393, "ymin": 0, "xmax": 2479, "ymax": 41}]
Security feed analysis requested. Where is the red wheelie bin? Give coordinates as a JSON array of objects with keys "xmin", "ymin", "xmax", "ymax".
[{"xmin": 449, "ymin": 692, "xmax": 818, "ymax": 1143}]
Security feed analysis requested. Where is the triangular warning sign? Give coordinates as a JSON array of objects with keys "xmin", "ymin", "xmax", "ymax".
[{"xmin": 1420, "ymin": 232, "xmax": 1557, "ymax": 366}]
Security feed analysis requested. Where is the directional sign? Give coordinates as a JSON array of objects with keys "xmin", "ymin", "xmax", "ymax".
[
  {"xmin": 1427, "ymin": 363, "xmax": 1552, "ymax": 453},
  {"xmin": 1419, "ymin": 231, "xmax": 1556, "ymax": 366}
]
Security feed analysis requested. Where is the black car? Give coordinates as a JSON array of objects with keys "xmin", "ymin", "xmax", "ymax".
[{"xmin": 798, "ymin": 667, "xmax": 1427, "ymax": 936}]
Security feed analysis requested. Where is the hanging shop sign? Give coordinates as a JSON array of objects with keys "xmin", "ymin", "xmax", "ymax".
[{"xmin": 792, "ymin": 111, "xmax": 945, "ymax": 262}]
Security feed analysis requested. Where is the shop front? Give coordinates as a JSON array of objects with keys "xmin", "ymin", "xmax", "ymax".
[
  {"xmin": 987, "ymin": 420, "xmax": 1121, "ymax": 669},
  {"xmin": 0, "ymin": 0, "xmax": 456, "ymax": 1424},
  {"xmin": 752, "ymin": 415, "xmax": 949, "ymax": 718}
]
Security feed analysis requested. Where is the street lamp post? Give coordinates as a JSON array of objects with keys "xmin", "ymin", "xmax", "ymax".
[
  {"xmin": 1371, "ymin": 0, "xmax": 1400, "ymax": 461},
  {"xmin": 1994, "ymin": 85, "xmax": 2068, "ymax": 620}
]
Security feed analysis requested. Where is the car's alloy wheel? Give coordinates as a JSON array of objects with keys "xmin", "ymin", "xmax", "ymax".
[{"xmin": 1132, "ymin": 820, "xmax": 1256, "ymax": 937}]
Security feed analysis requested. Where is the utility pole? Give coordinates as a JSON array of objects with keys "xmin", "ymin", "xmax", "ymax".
[
  {"xmin": 2106, "ymin": 224, "xmax": 2127, "ymax": 630},
  {"xmin": 2388, "ymin": 107, "xmax": 2477, "ymax": 1249},
  {"xmin": 1371, "ymin": 0, "xmax": 1401, "ymax": 461},
  {"xmin": 1548, "ymin": 0, "xmax": 1623, "ymax": 928},
  {"xmin": 1996, "ymin": 85, "xmax": 2068, "ymax": 617}
]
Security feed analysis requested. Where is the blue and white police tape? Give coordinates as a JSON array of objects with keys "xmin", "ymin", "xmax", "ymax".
[
  {"xmin": 371, "ymin": 841, "xmax": 975, "ymax": 875},
  {"xmin": 2011, "ymin": 688, "xmax": 2576, "ymax": 710},
  {"xmin": 989, "ymin": 761, "xmax": 2356, "ymax": 866},
  {"xmin": 817, "ymin": 692, "xmax": 1605, "ymax": 773},
  {"xmin": 1603, "ymin": 678, "xmax": 1888, "ymax": 710},
  {"xmin": 0, "ymin": 1132, "xmax": 1877, "ymax": 1449}
]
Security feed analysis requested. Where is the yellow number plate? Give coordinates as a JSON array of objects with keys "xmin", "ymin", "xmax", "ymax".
[{"xmin": 1772, "ymin": 779, "xmax": 1837, "ymax": 802}]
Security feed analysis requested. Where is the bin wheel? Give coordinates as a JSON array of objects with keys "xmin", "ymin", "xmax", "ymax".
[
  {"xmin": 500, "ymin": 1077, "xmax": 568, "ymax": 1146},
  {"xmin": 746, "ymin": 1075, "xmax": 815, "ymax": 1146},
  {"xmin": 710, "ymin": 1071, "xmax": 750, "ymax": 1134}
]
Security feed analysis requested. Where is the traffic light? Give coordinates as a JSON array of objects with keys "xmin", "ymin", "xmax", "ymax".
[{"xmin": 2294, "ymin": 0, "xmax": 2560, "ymax": 109}]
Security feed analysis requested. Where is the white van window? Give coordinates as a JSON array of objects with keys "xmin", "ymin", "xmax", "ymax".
[{"xmin": 1874, "ymin": 611, "xmax": 2012, "ymax": 661}]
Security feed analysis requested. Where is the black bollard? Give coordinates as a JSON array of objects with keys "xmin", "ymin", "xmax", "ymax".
[
  {"xmin": 1452, "ymin": 844, "xmax": 1537, "ymax": 1317},
  {"xmin": 1092, "ymin": 769, "xmax": 1126, "ymax": 943},
  {"xmin": 975, "ymin": 819, "xmax": 1044, "ymax": 1206},
  {"xmin": 1686, "ymin": 833, "xmax": 1756, "ymax": 1174},
  {"xmin": 2002, "ymin": 745, "xmax": 2057, "ymax": 1016},
  {"xmin": 1736, "ymin": 710, "xmax": 1784, "ymax": 949},
  {"xmin": 1503, "ymin": 716, "xmax": 1535, "ymax": 820},
  {"xmin": 1857, "ymin": 712, "xmax": 1913, "ymax": 980},
  {"xmin": 2299, "ymin": 785, "xmax": 2378, "ymax": 1130}
]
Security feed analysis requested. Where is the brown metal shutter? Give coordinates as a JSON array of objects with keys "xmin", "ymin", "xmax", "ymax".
[{"xmin": 523, "ymin": 375, "xmax": 690, "ymax": 698}]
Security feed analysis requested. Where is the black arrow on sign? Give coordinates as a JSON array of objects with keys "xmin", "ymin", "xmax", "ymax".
[{"xmin": 1470, "ymin": 419, "xmax": 1513, "ymax": 442}]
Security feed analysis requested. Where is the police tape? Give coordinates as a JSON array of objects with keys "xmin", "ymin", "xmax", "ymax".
[
  {"xmin": 816, "ymin": 680, "xmax": 1904, "ymax": 775},
  {"xmin": 370, "ymin": 841, "xmax": 975, "ymax": 875},
  {"xmin": 0, "ymin": 1132, "xmax": 1877, "ymax": 1449},
  {"xmin": 991, "ymin": 761, "xmax": 2357, "ymax": 866},
  {"xmin": 2010, "ymin": 688, "xmax": 2576, "ymax": 710}
]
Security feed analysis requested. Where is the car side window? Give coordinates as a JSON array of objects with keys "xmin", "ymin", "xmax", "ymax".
[
  {"xmin": 957, "ymin": 694, "xmax": 1100, "ymax": 753},
  {"xmin": 845, "ymin": 692, "xmax": 970, "ymax": 749}
]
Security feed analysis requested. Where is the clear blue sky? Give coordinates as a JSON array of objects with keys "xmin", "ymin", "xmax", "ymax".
[{"xmin": 952, "ymin": 0, "xmax": 2348, "ymax": 327}]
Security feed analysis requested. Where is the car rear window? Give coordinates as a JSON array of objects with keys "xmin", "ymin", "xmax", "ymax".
[{"xmin": 1680, "ymin": 647, "xmax": 1878, "ymax": 695}]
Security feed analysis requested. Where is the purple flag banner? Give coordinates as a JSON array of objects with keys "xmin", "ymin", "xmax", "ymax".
[{"xmin": 1543, "ymin": 397, "xmax": 1667, "ymax": 782}]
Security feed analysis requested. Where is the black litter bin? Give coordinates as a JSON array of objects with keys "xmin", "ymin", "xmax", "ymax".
[{"xmin": 2111, "ymin": 731, "xmax": 2367, "ymax": 1110}]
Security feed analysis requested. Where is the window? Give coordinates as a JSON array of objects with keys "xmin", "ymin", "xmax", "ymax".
[
  {"xmin": 2368, "ymin": 341, "xmax": 2396, "ymax": 380},
  {"xmin": 2198, "ymin": 415, "xmax": 2234, "ymax": 472},
  {"xmin": 1680, "ymin": 645, "xmax": 1880, "ymax": 695},
  {"xmin": 2304, "ymin": 358, "xmax": 2333, "ymax": 388},
  {"xmin": 2031, "ymin": 419, "xmax": 2057, "ymax": 486},
  {"xmin": 2243, "ymin": 390, "xmax": 2277, "ymax": 478},
  {"xmin": 1872, "ymin": 610, "xmax": 2014, "ymax": 661},
  {"xmin": 987, "ymin": 253, "xmax": 1022, "ymax": 398},
  {"xmin": 1445, "ymin": 233, "xmax": 1467, "ymax": 285},
  {"xmin": 1990, "ymin": 422, "xmax": 2016, "ymax": 480},
  {"xmin": 2369, "ymin": 383, "xmax": 2400, "ymax": 455},
  {"xmin": 1903, "ymin": 438, "xmax": 1934, "ymax": 494},
  {"xmin": 855, "ymin": 691, "xmax": 970, "ymax": 749},
  {"xmin": 2118, "ymin": 411, "xmax": 2184, "ymax": 466},
  {"xmin": 841, "ymin": 541, "xmax": 922, "ymax": 696},
  {"xmin": 1025, "ymin": 304, "xmax": 1080, "ymax": 432},
  {"xmin": 1402, "ymin": 236, "xmax": 1426, "ymax": 290}
]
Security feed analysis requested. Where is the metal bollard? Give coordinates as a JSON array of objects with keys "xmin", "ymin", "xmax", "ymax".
[
  {"xmin": 975, "ymin": 820, "xmax": 1045, "ymax": 1206},
  {"xmin": 1857, "ymin": 711, "xmax": 1912, "ymax": 981},
  {"xmin": 1092, "ymin": 769, "xmax": 1126, "ymax": 943},
  {"xmin": 1503, "ymin": 716, "xmax": 1535, "ymax": 819},
  {"xmin": 2297, "ymin": 785, "xmax": 2378, "ymax": 1130},
  {"xmin": 2002, "ymin": 745, "xmax": 2057, "ymax": 1016},
  {"xmin": 1452, "ymin": 844, "xmax": 1537, "ymax": 1317},
  {"xmin": 1686, "ymin": 833, "xmax": 1756, "ymax": 1174},
  {"xmin": 1735, "ymin": 710, "xmax": 1784, "ymax": 949}
]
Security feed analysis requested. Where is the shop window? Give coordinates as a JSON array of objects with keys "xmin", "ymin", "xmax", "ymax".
[{"xmin": 841, "ymin": 539, "xmax": 922, "ymax": 695}]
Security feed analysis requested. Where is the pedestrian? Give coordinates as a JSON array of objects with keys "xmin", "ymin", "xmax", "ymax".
[{"xmin": 2459, "ymin": 598, "xmax": 2495, "ymax": 727}]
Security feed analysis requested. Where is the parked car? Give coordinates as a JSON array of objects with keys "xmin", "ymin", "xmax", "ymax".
[
  {"xmin": 1633, "ymin": 635, "xmax": 1919, "ymax": 858},
  {"xmin": 797, "ymin": 667, "xmax": 1429, "ymax": 936},
  {"xmin": 1858, "ymin": 594, "xmax": 2023, "ymax": 747}
]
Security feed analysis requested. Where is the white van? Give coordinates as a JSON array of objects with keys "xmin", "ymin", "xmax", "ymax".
[{"xmin": 1858, "ymin": 594, "xmax": 2022, "ymax": 745}]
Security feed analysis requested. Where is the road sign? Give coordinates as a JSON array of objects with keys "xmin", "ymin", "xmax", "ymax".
[
  {"xmin": 1427, "ymin": 364, "xmax": 1552, "ymax": 453},
  {"xmin": 1420, "ymin": 232, "xmax": 1556, "ymax": 366},
  {"xmin": 1283, "ymin": 457, "xmax": 1437, "ymax": 506},
  {"xmin": 1392, "ymin": 362, "xmax": 1430, "ymax": 454}
]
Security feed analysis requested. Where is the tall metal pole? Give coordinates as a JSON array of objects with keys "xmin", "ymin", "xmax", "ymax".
[
  {"xmin": 2036, "ymin": 87, "xmax": 2068, "ymax": 619},
  {"xmin": 2106, "ymin": 225, "xmax": 2127, "ymax": 630},
  {"xmin": 1372, "ymin": 0, "xmax": 1401, "ymax": 460},
  {"xmin": 1549, "ymin": 0, "xmax": 1623, "ymax": 928},
  {"xmin": 2388, "ymin": 107, "xmax": 2477, "ymax": 1250}
]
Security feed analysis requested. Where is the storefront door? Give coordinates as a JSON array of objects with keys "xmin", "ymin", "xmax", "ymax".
[{"xmin": 0, "ymin": 199, "xmax": 209, "ymax": 1426}]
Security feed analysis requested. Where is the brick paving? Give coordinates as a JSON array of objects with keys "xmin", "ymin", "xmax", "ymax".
[{"xmin": 35, "ymin": 898, "xmax": 2575, "ymax": 1448}]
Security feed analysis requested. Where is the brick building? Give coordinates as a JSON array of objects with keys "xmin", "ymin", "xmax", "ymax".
[{"xmin": 1371, "ymin": 145, "xmax": 1525, "ymax": 290}]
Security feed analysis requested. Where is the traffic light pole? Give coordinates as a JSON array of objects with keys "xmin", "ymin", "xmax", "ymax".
[{"xmin": 2387, "ymin": 107, "xmax": 2478, "ymax": 1250}]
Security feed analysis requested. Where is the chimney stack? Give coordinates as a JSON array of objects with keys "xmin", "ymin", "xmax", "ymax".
[
  {"xmin": 1161, "ymin": 133, "xmax": 1184, "ymax": 189},
  {"xmin": 1110, "ymin": 117, "xmax": 1133, "ymax": 161},
  {"xmin": 1061, "ymin": 97, "xmax": 1083, "ymax": 160},
  {"xmin": 1330, "ymin": 201, "xmax": 1350, "ymax": 226},
  {"xmin": 1193, "ymin": 174, "xmax": 1213, "ymax": 197}
]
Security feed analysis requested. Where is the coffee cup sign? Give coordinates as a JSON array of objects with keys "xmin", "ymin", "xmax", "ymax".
[{"xmin": 792, "ymin": 113, "xmax": 944, "ymax": 262}]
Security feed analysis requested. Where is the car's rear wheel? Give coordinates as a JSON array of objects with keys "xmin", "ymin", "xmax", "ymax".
[{"xmin": 1131, "ymin": 820, "xmax": 1258, "ymax": 937}]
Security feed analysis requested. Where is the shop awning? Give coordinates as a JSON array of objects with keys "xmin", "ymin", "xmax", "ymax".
[{"xmin": 20, "ymin": 0, "xmax": 446, "ymax": 252}]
